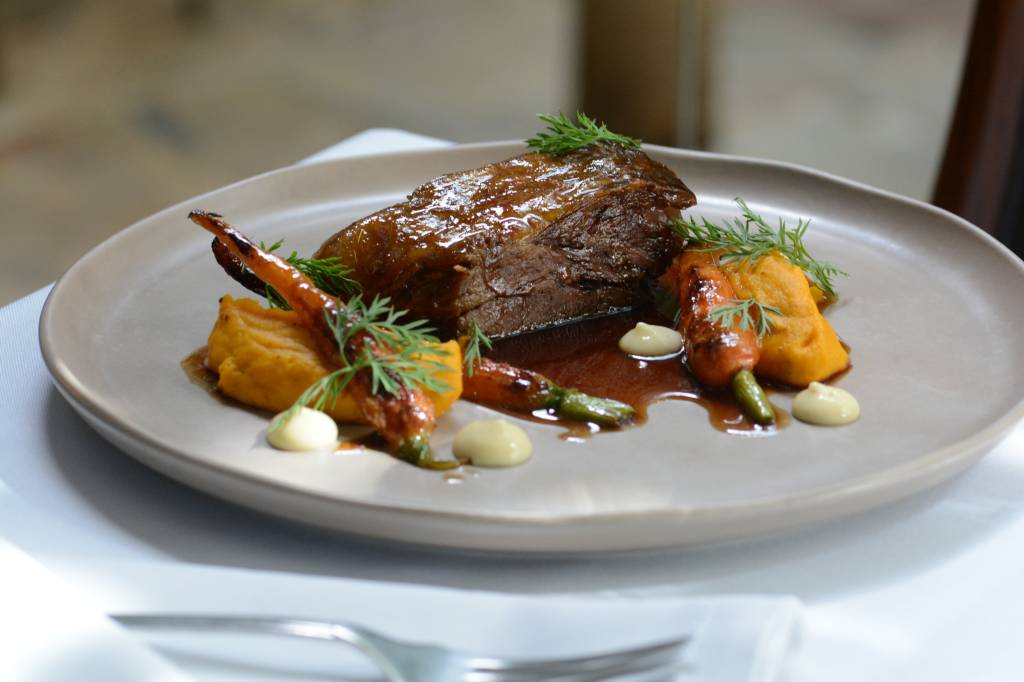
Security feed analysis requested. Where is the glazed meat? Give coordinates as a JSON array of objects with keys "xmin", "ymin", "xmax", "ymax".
[{"xmin": 315, "ymin": 143, "xmax": 696, "ymax": 338}]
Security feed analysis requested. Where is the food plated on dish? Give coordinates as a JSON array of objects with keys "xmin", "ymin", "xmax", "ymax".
[
  {"xmin": 192, "ymin": 114, "xmax": 859, "ymax": 470},
  {"xmin": 40, "ymin": 122, "xmax": 1024, "ymax": 551}
]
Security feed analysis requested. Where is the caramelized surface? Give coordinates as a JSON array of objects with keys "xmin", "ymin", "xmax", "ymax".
[
  {"xmin": 315, "ymin": 143, "xmax": 696, "ymax": 336},
  {"xmin": 318, "ymin": 144, "xmax": 691, "ymax": 261}
]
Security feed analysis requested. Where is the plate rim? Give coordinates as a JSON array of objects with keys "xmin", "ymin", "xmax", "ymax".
[{"xmin": 38, "ymin": 141, "xmax": 1024, "ymax": 531}]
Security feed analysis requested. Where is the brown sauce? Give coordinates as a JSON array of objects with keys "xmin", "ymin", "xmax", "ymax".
[
  {"xmin": 488, "ymin": 308, "xmax": 788, "ymax": 438},
  {"xmin": 182, "ymin": 312, "xmax": 795, "ymax": 443},
  {"xmin": 181, "ymin": 346, "xmax": 218, "ymax": 392},
  {"xmin": 180, "ymin": 346, "xmax": 275, "ymax": 416}
]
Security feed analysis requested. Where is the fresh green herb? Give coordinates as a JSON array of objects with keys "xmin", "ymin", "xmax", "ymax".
[
  {"xmin": 259, "ymin": 239, "xmax": 361, "ymax": 309},
  {"xmin": 282, "ymin": 368, "xmax": 352, "ymax": 420},
  {"xmin": 272, "ymin": 295, "xmax": 450, "ymax": 428},
  {"xmin": 708, "ymin": 298, "xmax": 782, "ymax": 338},
  {"xmin": 526, "ymin": 112, "xmax": 641, "ymax": 155},
  {"xmin": 461, "ymin": 321, "xmax": 493, "ymax": 377},
  {"xmin": 332, "ymin": 295, "xmax": 451, "ymax": 396},
  {"xmin": 668, "ymin": 198, "xmax": 846, "ymax": 298}
]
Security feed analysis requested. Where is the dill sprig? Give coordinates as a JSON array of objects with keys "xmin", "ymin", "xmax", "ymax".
[
  {"xmin": 260, "ymin": 239, "xmax": 361, "ymax": 310},
  {"xmin": 272, "ymin": 295, "xmax": 450, "ymax": 428},
  {"xmin": 708, "ymin": 298, "xmax": 782, "ymax": 338},
  {"xmin": 461, "ymin": 320, "xmax": 493, "ymax": 377},
  {"xmin": 668, "ymin": 198, "xmax": 846, "ymax": 298},
  {"xmin": 334, "ymin": 295, "xmax": 451, "ymax": 396},
  {"xmin": 526, "ymin": 112, "xmax": 641, "ymax": 155}
]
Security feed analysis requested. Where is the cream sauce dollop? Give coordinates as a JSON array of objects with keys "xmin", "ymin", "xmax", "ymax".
[
  {"xmin": 453, "ymin": 419, "xmax": 533, "ymax": 467},
  {"xmin": 267, "ymin": 407, "xmax": 339, "ymax": 451},
  {"xmin": 618, "ymin": 322, "xmax": 683, "ymax": 357},
  {"xmin": 792, "ymin": 382, "xmax": 860, "ymax": 426}
]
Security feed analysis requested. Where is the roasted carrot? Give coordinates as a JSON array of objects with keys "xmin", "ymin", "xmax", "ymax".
[
  {"xmin": 462, "ymin": 356, "xmax": 635, "ymax": 427},
  {"xmin": 190, "ymin": 210, "xmax": 445, "ymax": 466},
  {"xmin": 665, "ymin": 250, "xmax": 760, "ymax": 387},
  {"xmin": 663, "ymin": 250, "xmax": 775, "ymax": 424}
]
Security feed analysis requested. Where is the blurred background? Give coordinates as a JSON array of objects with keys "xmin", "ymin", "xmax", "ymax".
[{"xmin": 0, "ymin": 0, "xmax": 980, "ymax": 304}]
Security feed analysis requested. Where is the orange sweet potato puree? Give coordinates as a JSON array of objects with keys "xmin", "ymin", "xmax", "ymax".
[
  {"xmin": 205, "ymin": 296, "xmax": 462, "ymax": 421},
  {"xmin": 722, "ymin": 252, "xmax": 848, "ymax": 387}
]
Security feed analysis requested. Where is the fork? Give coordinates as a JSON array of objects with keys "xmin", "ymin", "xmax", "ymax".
[{"xmin": 113, "ymin": 613, "xmax": 689, "ymax": 681}]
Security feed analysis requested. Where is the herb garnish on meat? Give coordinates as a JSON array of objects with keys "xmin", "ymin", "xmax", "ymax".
[{"xmin": 526, "ymin": 112, "xmax": 642, "ymax": 155}]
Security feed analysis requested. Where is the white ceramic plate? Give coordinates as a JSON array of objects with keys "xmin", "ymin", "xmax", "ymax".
[{"xmin": 40, "ymin": 143, "xmax": 1024, "ymax": 553}]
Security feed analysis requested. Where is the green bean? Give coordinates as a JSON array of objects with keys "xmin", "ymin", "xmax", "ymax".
[{"xmin": 732, "ymin": 368, "xmax": 775, "ymax": 425}]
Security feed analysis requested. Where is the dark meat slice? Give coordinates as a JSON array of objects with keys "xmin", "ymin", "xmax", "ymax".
[{"xmin": 315, "ymin": 142, "xmax": 696, "ymax": 338}]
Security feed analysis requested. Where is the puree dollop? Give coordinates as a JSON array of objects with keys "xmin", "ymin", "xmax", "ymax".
[
  {"xmin": 453, "ymin": 419, "xmax": 533, "ymax": 467},
  {"xmin": 792, "ymin": 382, "xmax": 859, "ymax": 426},
  {"xmin": 618, "ymin": 322, "xmax": 683, "ymax": 357},
  {"xmin": 268, "ymin": 407, "xmax": 339, "ymax": 451}
]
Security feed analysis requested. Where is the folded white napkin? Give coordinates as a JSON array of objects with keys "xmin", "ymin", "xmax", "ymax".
[
  {"xmin": 54, "ymin": 559, "xmax": 801, "ymax": 682},
  {"xmin": 300, "ymin": 127, "xmax": 453, "ymax": 164},
  {"xmin": 0, "ymin": 539, "xmax": 194, "ymax": 682}
]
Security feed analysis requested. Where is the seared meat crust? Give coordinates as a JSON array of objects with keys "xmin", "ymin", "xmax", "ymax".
[{"xmin": 315, "ymin": 143, "xmax": 696, "ymax": 338}]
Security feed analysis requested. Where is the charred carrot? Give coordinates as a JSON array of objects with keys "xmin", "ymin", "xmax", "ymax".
[
  {"xmin": 462, "ymin": 357, "xmax": 635, "ymax": 427},
  {"xmin": 663, "ymin": 250, "xmax": 775, "ymax": 424},
  {"xmin": 190, "ymin": 211, "xmax": 446, "ymax": 465}
]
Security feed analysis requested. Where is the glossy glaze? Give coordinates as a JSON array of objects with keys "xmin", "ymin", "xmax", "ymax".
[
  {"xmin": 319, "ymin": 144, "xmax": 691, "ymax": 261},
  {"xmin": 489, "ymin": 307, "xmax": 785, "ymax": 437},
  {"xmin": 315, "ymin": 143, "xmax": 696, "ymax": 336},
  {"xmin": 663, "ymin": 250, "xmax": 760, "ymax": 388}
]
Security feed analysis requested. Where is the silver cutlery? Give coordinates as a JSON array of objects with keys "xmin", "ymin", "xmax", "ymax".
[{"xmin": 114, "ymin": 613, "xmax": 689, "ymax": 681}]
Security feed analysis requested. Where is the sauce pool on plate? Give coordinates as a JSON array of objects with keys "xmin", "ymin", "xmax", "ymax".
[{"xmin": 489, "ymin": 307, "xmax": 786, "ymax": 436}]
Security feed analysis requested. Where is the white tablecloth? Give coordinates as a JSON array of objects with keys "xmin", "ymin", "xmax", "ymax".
[{"xmin": 3, "ymin": 130, "xmax": 1023, "ymax": 681}]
